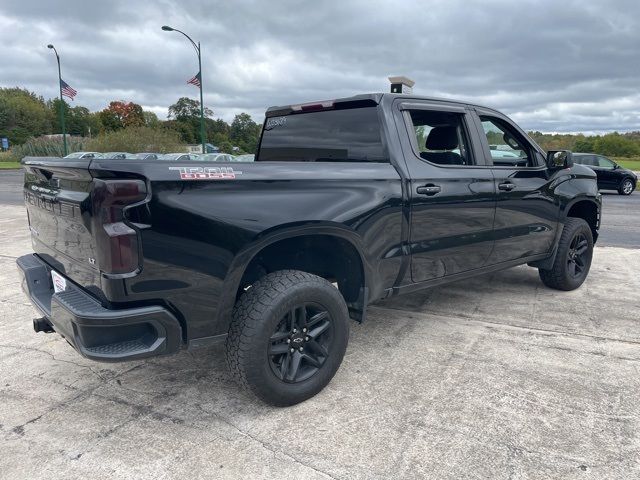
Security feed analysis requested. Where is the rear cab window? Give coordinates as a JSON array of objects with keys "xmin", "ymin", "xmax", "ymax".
[{"xmin": 257, "ymin": 106, "xmax": 387, "ymax": 162}]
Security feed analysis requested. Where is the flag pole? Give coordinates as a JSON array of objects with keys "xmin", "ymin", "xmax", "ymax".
[
  {"xmin": 198, "ymin": 42, "xmax": 205, "ymax": 154},
  {"xmin": 47, "ymin": 44, "xmax": 68, "ymax": 156}
]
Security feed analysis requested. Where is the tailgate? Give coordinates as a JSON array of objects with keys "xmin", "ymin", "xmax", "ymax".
[{"xmin": 22, "ymin": 157, "xmax": 100, "ymax": 288}]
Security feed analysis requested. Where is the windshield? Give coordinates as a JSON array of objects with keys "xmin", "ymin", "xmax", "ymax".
[
  {"xmin": 64, "ymin": 152, "xmax": 86, "ymax": 158},
  {"xmin": 258, "ymin": 107, "xmax": 386, "ymax": 162}
]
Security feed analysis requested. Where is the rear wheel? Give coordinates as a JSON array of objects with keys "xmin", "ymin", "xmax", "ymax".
[
  {"xmin": 225, "ymin": 270, "xmax": 349, "ymax": 406},
  {"xmin": 538, "ymin": 217, "xmax": 593, "ymax": 291},
  {"xmin": 619, "ymin": 178, "xmax": 635, "ymax": 195}
]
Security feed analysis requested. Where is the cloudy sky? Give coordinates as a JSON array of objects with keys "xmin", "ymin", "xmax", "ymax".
[{"xmin": 1, "ymin": 0, "xmax": 639, "ymax": 133}]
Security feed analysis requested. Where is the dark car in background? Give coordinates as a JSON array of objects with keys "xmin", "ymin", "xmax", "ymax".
[{"xmin": 573, "ymin": 153, "xmax": 637, "ymax": 195}]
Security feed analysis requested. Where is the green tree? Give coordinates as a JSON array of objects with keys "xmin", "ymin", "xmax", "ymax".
[
  {"xmin": 593, "ymin": 133, "xmax": 640, "ymax": 157},
  {"xmin": 98, "ymin": 108, "xmax": 122, "ymax": 131},
  {"xmin": 168, "ymin": 97, "xmax": 213, "ymax": 121},
  {"xmin": 0, "ymin": 88, "xmax": 52, "ymax": 145},
  {"xmin": 574, "ymin": 136, "xmax": 596, "ymax": 153},
  {"xmin": 230, "ymin": 113, "xmax": 260, "ymax": 153},
  {"xmin": 143, "ymin": 111, "xmax": 159, "ymax": 128},
  {"xmin": 162, "ymin": 119, "xmax": 197, "ymax": 144}
]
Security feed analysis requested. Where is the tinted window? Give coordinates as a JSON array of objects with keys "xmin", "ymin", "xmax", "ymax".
[
  {"xmin": 258, "ymin": 107, "xmax": 386, "ymax": 162},
  {"xmin": 480, "ymin": 116, "xmax": 533, "ymax": 167},
  {"xmin": 406, "ymin": 110, "xmax": 475, "ymax": 166},
  {"xmin": 596, "ymin": 156, "xmax": 615, "ymax": 168},
  {"xmin": 575, "ymin": 155, "xmax": 597, "ymax": 166}
]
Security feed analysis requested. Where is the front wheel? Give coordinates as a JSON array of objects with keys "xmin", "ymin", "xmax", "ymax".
[
  {"xmin": 538, "ymin": 218, "xmax": 593, "ymax": 291},
  {"xmin": 225, "ymin": 270, "xmax": 350, "ymax": 406},
  {"xmin": 619, "ymin": 178, "xmax": 635, "ymax": 195}
]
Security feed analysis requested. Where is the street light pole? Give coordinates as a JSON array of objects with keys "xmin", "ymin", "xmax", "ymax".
[
  {"xmin": 47, "ymin": 44, "xmax": 68, "ymax": 156},
  {"xmin": 162, "ymin": 26, "xmax": 206, "ymax": 154}
]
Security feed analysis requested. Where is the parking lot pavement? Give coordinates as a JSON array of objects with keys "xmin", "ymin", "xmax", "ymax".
[
  {"xmin": 598, "ymin": 191, "xmax": 640, "ymax": 248},
  {"xmin": 1, "ymin": 205, "xmax": 640, "ymax": 479}
]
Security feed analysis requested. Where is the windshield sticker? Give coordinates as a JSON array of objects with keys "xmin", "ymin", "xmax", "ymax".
[
  {"xmin": 264, "ymin": 117, "xmax": 286, "ymax": 131},
  {"xmin": 169, "ymin": 166, "xmax": 241, "ymax": 180}
]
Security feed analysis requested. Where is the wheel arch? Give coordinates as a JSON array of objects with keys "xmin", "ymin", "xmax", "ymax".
[
  {"xmin": 564, "ymin": 197, "xmax": 599, "ymax": 242},
  {"xmin": 215, "ymin": 224, "xmax": 370, "ymax": 333}
]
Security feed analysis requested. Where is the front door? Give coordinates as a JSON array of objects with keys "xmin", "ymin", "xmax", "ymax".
[
  {"xmin": 473, "ymin": 110, "xmax": 559, "ymax": 264},
  {"xmin": 397, "ymin": 103, "xmax": 496, "ymax": 282},
  {"xmin": 593, "ymin": 155, "xmax": 618, "ymax": 188}
]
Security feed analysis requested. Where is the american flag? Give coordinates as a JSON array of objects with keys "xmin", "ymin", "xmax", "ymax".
[
  {"xmin": 60, "ymin": 79, "xmax": 77, "ymax": 100},
  {"xmin": 187, "ymin": 72, "xmax": 201, "ymax": 88}
]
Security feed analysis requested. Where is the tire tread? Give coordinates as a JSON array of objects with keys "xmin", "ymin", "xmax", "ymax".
[
  {"xmin": 539, "ymin": 217, "xmax": 593, "ymax": 291},
  {"xmin": 225, "ymin": 270, "xmax": 348, "ymax": 404}
]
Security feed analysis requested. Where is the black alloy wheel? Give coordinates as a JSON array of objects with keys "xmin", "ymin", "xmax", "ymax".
[
  {"xmin": 226, "ymin": 270, "xmax": 350, "ymax": 406},
  {"xmin": 538, "ymin": 217, "xmax": 593, "ymax": 291},
  {"xmin": 268, "ymin": 304, "xmax": 333, "ymax": 383},
  {"xmin": 566, "ymin": 232, "xmax": 589, "ymax": 279}
]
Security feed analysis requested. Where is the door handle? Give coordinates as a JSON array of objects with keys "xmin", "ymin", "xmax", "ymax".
[
  {"xmin": 498, "ymin": 182, "xmax": 516, "ymax": 191},
  {"xmin": 416, "ymin": 184, "xmax": 441, "ymax": 196}
]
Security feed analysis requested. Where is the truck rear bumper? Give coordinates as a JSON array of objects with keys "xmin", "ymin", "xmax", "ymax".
[{"xmin": 16, "ymin": 254, "xmax": 182, "ymax": 362}]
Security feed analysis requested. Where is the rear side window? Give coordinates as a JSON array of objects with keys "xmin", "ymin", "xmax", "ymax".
[
  {"xmin": 257, "ymin": 107, "xmax": 386, "ymax": 162},
  {"xmin": 406, "ymin": 110, "xmax": 475, "ymax": 166}
]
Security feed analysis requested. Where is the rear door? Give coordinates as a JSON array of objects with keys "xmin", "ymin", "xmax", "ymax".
[
  {"xmin": 472, "ymin": 110, "xmax": 559, "ymax": 264},
  {"xmin": 23, "ymin": 158, "xmax": 100, "ymax": 287},
  {"xmin": 394, "ymin": 101, "xmax": 496, "ymax": 282}
]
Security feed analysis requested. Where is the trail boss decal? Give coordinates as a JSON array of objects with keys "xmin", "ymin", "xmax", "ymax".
[{"xmin": 169, "ymin": 166, "xmax": 241, "ymax": 180}]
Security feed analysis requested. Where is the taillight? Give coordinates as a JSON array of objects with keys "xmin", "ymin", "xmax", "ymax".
[{"xmin": 91, "ymin": 179, "xmax": 147, "ymax": 275}]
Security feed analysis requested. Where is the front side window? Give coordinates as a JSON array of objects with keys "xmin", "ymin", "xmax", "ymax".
[
  {"xmin": 258, "ymin": 107, "xmax": 386, "ymax": 162},
  {"xmin": 406, "ymin": 110, "xmax": 474, "ymax": 166},
  {"xmin": 480, "ymin": 116, "xmax": 533, "ymax": 167}
]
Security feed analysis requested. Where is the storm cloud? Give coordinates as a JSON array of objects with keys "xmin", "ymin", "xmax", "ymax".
[{"xmin": 1, "ymin": 0, "xmax": 639, "ymax": 132}]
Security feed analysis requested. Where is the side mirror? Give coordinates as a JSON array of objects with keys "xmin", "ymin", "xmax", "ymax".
[{"xmin": 546, "ymin": 150, "xmax": 573, "ymax": 169}]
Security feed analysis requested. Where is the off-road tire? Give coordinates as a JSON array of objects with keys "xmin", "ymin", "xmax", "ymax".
[
  {"xmin": 618, "ymin": 178, "xmax": 635, "ymax": 195},
  {"xmin": 225, "ymin": 270, "xmax": 350, "ymax": 406},
  {"xmin": 538, "ymin": 217, "xmax": 593, "ymax": 291}
]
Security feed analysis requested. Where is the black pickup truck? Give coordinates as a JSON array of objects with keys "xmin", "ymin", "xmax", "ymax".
[{"xmin": 17, "ymin": 93, "xmax": 601, "ymax": 406}]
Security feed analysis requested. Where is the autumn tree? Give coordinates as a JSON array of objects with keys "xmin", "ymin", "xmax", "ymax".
[{"xmin": 98, "ymin": 101, "xmax": 145, "ymax": 131}]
